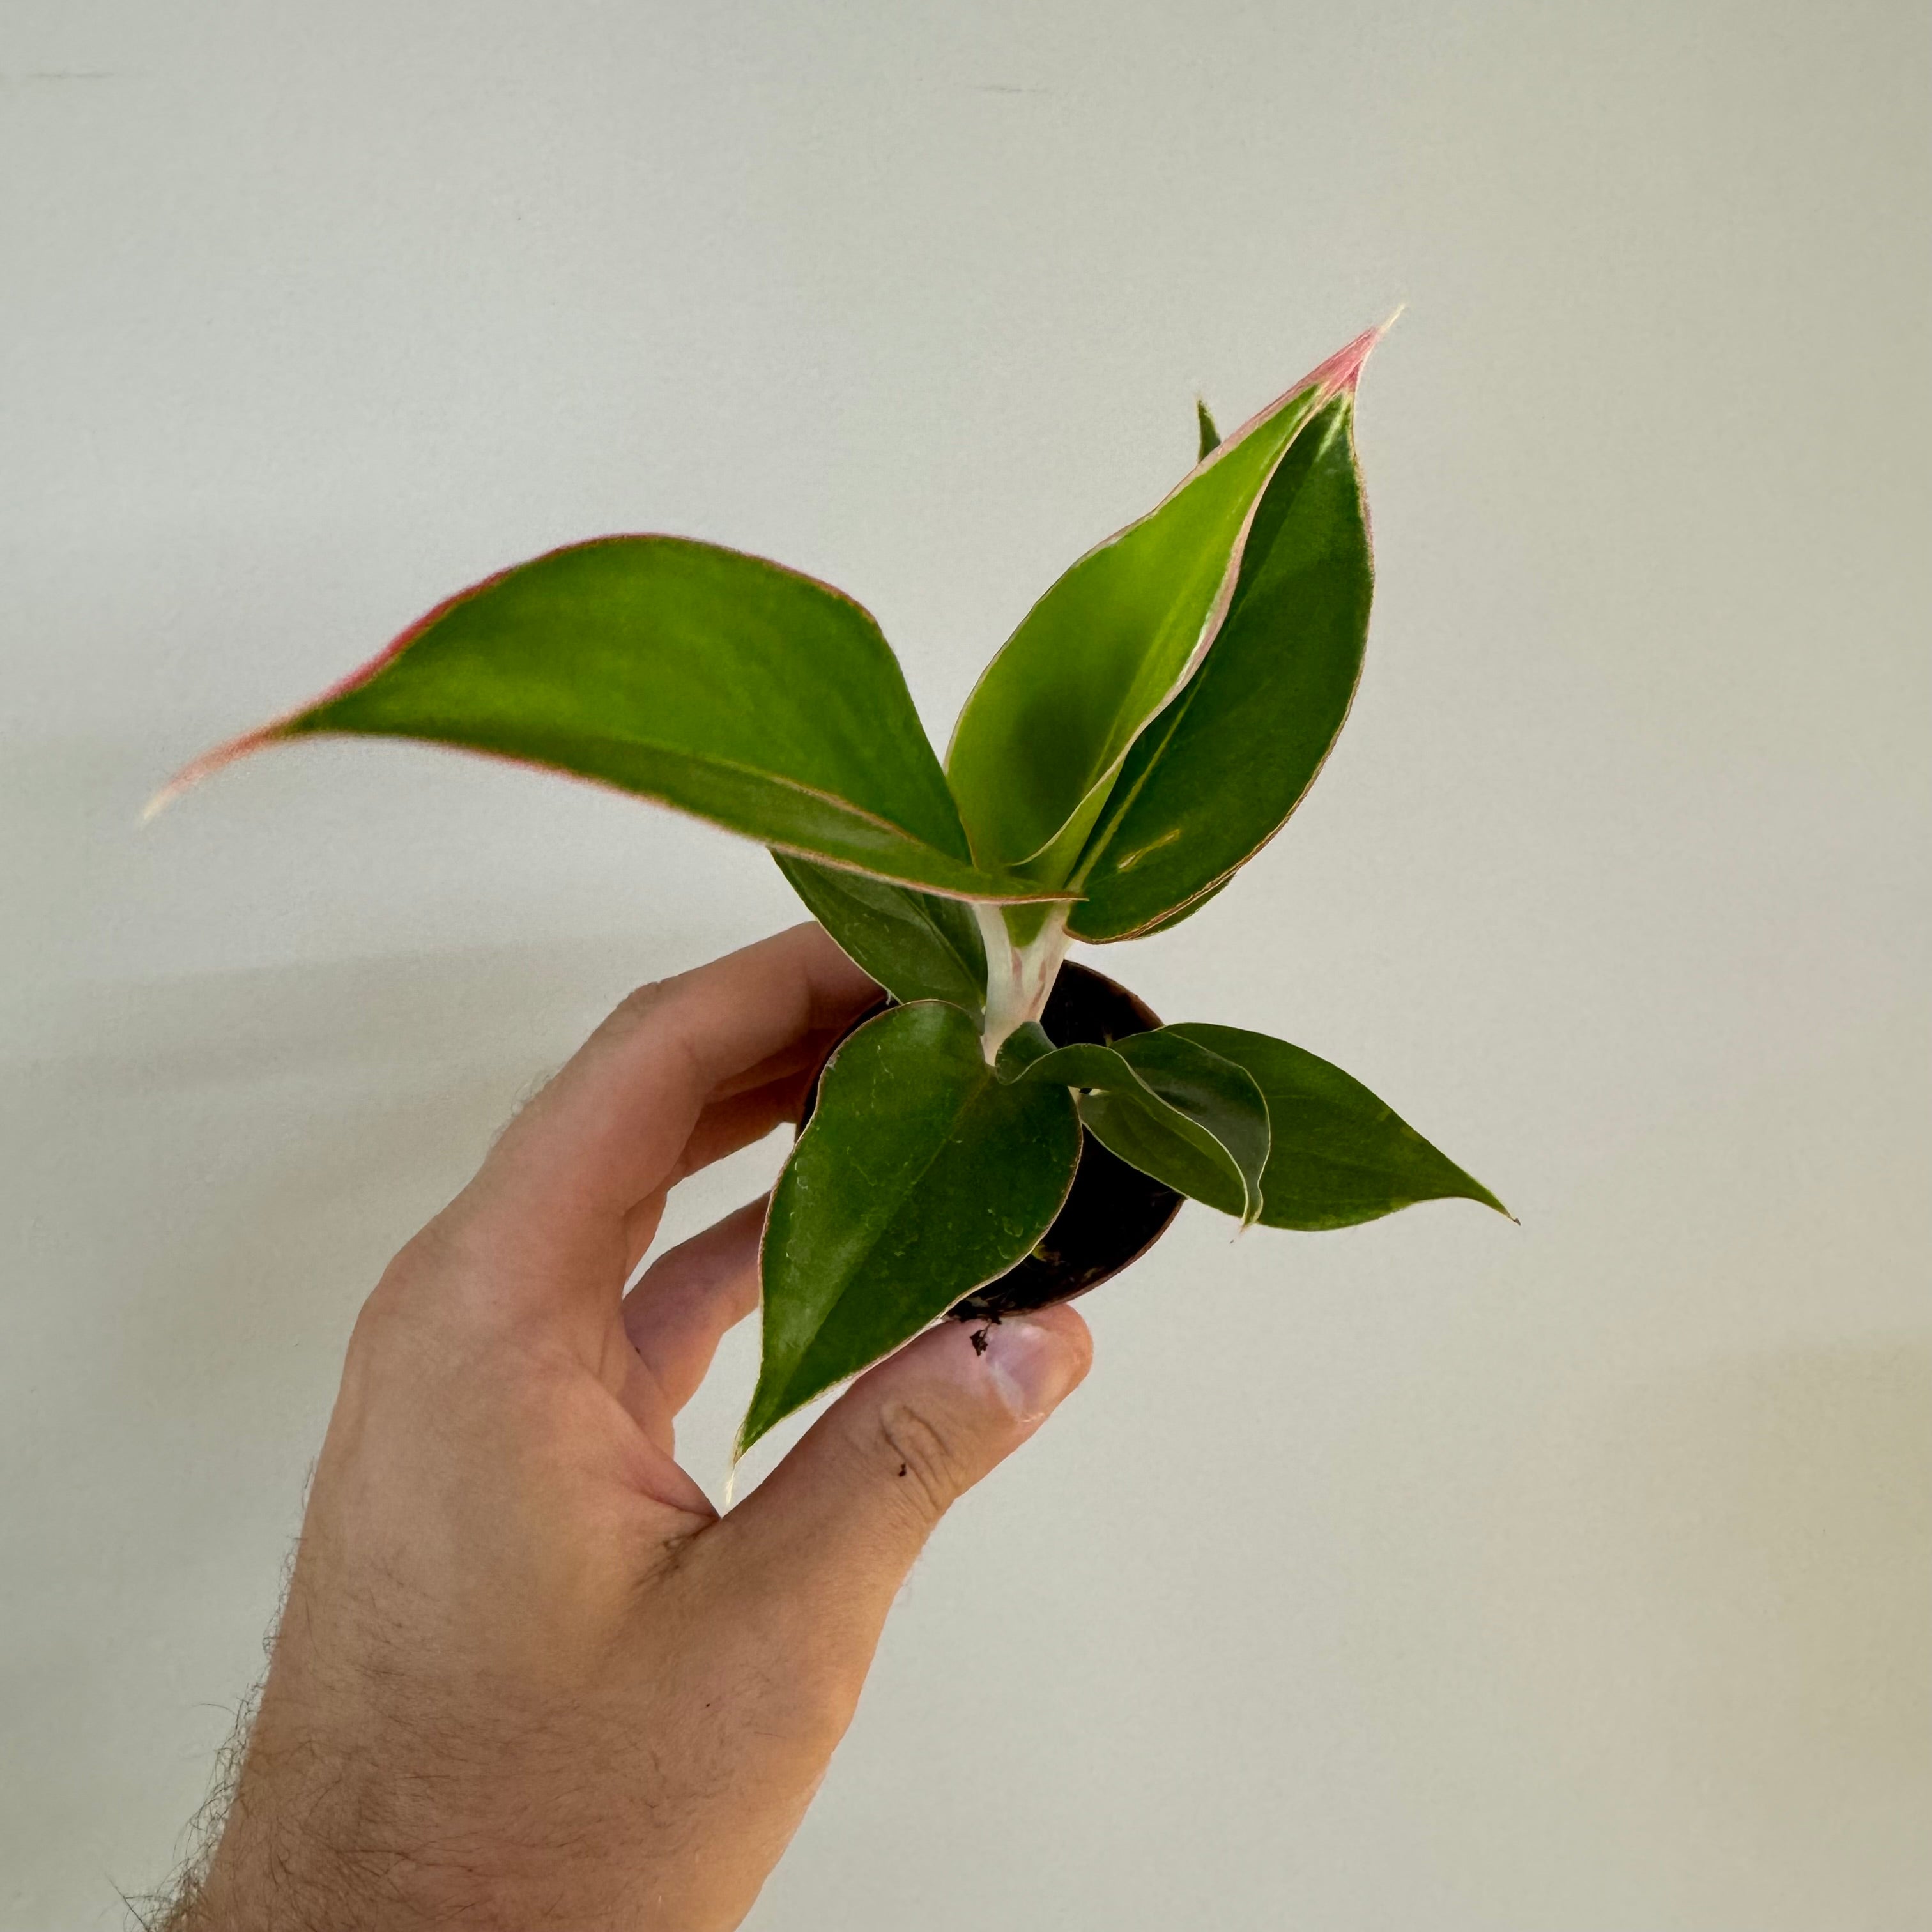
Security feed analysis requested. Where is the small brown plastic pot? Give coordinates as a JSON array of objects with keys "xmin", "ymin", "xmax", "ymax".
[{"xmin": 798, "ymin": 960, "xmax": 1184, "ymax": 1319}]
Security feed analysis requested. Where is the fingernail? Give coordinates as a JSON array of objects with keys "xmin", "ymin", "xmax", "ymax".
[{"xmin": 978, "ymin": 1314, "xmax": 1082, "ymax": 1422}]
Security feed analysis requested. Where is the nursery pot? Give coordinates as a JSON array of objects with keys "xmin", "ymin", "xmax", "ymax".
[{"xmin": 800, "ymin": 961, "xmax": 1184, "ymax": 1319}]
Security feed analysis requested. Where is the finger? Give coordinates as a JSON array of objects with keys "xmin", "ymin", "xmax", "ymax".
[
  {"xmin": 622, "ymin": 1197, "xmax": 767, "ymax": 1411},
  {"xmin": 668, "ymin": 1068, "xmax": 816, "ymax": 1185},
  {"xmin": 710, "ymin": 1305, "xmax": 1091, "ymax": 1648},
  {"xmin": 702, "ymin": 1021, "xmax": 858, "ymax": 1106},
  {"xmin": 617, "ymin": 1071, "xmax": 806, "ymax": 1276},
  {"xmin": 461, "ymin": 924, "xmax": 873, "ymax": 1255}
]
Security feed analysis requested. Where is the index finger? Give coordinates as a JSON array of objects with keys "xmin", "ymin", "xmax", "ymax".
[{"xmin": 475, "ymin": 922, "xmax": 875, "ymax": 1241}]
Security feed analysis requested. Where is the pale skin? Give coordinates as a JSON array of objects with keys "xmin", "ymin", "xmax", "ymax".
[{"xmin": 164, "ymin": 924, "xmax": 1092, "ymax": 1931}]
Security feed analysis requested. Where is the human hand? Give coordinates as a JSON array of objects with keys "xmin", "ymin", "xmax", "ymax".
[{"xmin": 167, "ymin": 924, "xmax": 1093, "ymax": 1931}]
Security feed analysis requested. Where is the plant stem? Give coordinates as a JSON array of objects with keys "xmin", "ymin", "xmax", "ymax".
[{"xmin": 974, "ymin": 902, "xmax": 1071, "ymax": 1062}]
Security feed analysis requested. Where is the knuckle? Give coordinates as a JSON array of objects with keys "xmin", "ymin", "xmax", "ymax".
[
  {"xmin": 371, "ymin": 1213, "xmax": 471, "ymax": 1309},
  {"xmin": 351, "ymin": 1212, "xmax": 495, "ymax": 1359},
  {"xmin": 608, "ymin": 980, "xmax": 710, "ymax": 1088},
  {"xmin": 876, "ymin": 1397, "xmax": 973, "ymax": 1522},
  {"xmin": 615, "ymin": 978, "xmax": 668, "ymax": 1022},
  {"xmin": 343, "ymin": 1292, "xmax": 394, "ymax": 1377}
]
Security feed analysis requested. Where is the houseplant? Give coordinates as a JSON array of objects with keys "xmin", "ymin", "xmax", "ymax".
[{"xmin": 166, "ymin": 323, "xmax": 1506, "ymax": 1454}]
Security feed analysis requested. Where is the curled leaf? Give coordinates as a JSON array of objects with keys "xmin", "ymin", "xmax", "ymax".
[
  {"xmin": 1012, "ymin": 1025, "xmax": 1271, "ymax": 1225},
  {"xmin": 1169, "ymin": 1023, "xmax": 1510, "ymax": 1229}
]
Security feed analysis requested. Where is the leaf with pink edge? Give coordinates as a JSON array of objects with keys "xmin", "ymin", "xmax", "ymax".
[
  {"xmin": 944, "ymin": 327, "xmax": 1383, "ymax": 889},
  {"xmin": 165, "ymin": 535, "xmax": 1056, "ymax": 904}
]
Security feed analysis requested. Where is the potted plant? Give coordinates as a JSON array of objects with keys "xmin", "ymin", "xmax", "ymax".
[{"xmin": 164, "ymin": 323, "xmax": 1506, "ymax": 1455}]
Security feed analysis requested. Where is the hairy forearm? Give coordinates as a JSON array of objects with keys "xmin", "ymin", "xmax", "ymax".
[
  {"xmin": 152, "ymin": 1740, "xmax": 398, "ymax": 1932},
  {"xmin": 162, "ymin": 1777, "xmax": 530, "ymax": 1932},
  {"xmin": 157, "ymin": 1724, "xmax": 544, "ymax": 1930}
]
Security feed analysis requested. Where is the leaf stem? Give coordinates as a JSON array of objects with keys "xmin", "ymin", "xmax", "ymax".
[{"xmin": 974, "ymin": 902, "xmax": 1071, "ymax": 1062}]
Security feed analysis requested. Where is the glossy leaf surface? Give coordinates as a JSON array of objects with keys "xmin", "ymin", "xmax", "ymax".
[
  {"xmin": 945, "ymin": 328, "xmax": 1379, "ymax": 885},
  {"xmin": 773, "ymin": 852, "xmax": 987, "ymax": 1019},
  {"xmin": 1012, "ymin": 1026, "xmax": 1271, "ymax": 1225},
  {"xmin": 1169, "ymin": 1023, "xmax": 1508, "ymax": 1229},
  {"xmin": 176, "ymin": 536, "xmax": 1051, "ymax": 903},
  {"xmin": 1068, "ymin": 392, "xmax": 1372, "ymax": 939},
  {"xmin": 743, "ymin": 1001, "xmax": 1080, "ymax": 1451}
]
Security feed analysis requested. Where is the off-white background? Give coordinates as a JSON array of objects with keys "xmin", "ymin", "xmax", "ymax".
[{"xmin": 3, "ymin": 3, "xmax": 1926, "ymax": 1926}]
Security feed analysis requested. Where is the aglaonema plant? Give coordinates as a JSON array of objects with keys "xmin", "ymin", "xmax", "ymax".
[{"xmin": 166, "ymin": 322, "xmax": 1508, "ymax": 1457}]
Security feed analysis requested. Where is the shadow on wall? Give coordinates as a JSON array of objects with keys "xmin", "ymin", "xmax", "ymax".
[
  {"xmin": 8, "ymin": 935, "xmax": 662, "ymax": 1096},
  {"xmin": 0, "ymin": 935, "xmax": 752, "ymax": 1920},
  {"xmin": 3, "ymin": 939, "xmax": 673, "ymax": 1457}
]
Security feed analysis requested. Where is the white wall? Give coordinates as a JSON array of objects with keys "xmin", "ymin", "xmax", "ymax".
[{"xmin": 3, "ymin": 3, "xmax": 1926, "ymax": 1926}]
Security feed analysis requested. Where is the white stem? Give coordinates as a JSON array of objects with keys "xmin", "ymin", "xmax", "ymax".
[{"xmin": 974, "ymin": 902, "xmax": 1072, "ymax": 1062}]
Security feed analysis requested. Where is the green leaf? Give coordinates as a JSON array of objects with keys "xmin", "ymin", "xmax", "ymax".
[
  {"xmin": 945, "ymin": 327, "xmax": 1381, "ymax": 886},
  {"xmin": 1167, "ymin": 1023, "xmax": 1510, "ymax": 1229},
  {"xmin": 1011, "ymin": 1026, "xmax": 1271, "ymax": 1226},
  {"xmin": 172, "ymin": 535, "xmax": 1056, "ymax": 904},
  {"xmin": 742, "ymin": 1001, "xmax": 1081, "ymax": 1452},
  {"xmin": 1133, "ymin": 874, "xmax": 1231, "ymax": 937},
  {"xmin": 993, "ymin": 1019, "xmax": 1057, "ymax": 1077},
  {"xmin": 1195, "ymin": 398, "xmax": 1222, "ymax": 461},
  {"xmin": 1068, "ymin": 393, "xmax": 1372, "ymax": 939},
  {"xmin": 773, "ymin": 851, "xmax": 987, "ymax": 1020}
]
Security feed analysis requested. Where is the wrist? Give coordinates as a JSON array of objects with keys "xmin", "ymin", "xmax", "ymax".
[{"xmin": 166, "ymin": 1813, "xmax": 375, "ymax": 1932}]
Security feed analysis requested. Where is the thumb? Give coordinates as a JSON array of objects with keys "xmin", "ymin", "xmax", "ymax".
[{"xmin": 714, "ymin": 1305, "xmax": 1091, "ymax": 1636}]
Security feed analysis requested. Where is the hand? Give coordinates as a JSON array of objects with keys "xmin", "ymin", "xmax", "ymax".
[{"xmin": 168, "ymin": 924, "xmax": 1093, "ymax": 1931}]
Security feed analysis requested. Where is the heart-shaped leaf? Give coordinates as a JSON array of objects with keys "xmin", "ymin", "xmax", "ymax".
[
  {"xmin": 1168, "ymin": 1023, "xmax": 1509, "ymax": 1229},
  {"xmin": 1009, "ymin": 1025, "xmax": 1271, "ymax": 1225},
  {"xmin": 1067, "ymin": 393, "xmax": 1372, "ymax": 939},
  {"xmin": 166, "ymin": 535, "xmax": 1057, "ymax": 904},
  {"xmin": 945, "ymin": 327, "xmax": 1382, "ymax": 886},
  {"xmin": 742, "ymin": 1000, "xmax": 1081, "ymax": 1453},
  {"xmin": 773, "ymin": 851, "xmax": 988, "ymax": 1020}
]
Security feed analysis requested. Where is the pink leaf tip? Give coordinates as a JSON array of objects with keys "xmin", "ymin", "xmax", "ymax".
[
  {"xmin": 141, "ymin": 725, "xmax": 283, "ymax": 822},
  {"xmin": 1305, "ymin": 307, "xmax": 1401, "ymax": 402}
]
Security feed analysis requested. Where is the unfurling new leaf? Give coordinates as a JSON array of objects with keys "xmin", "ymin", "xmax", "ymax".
[{"xmin": 1195, "ymin": 399, "xmax": 1222, "ymax": 461}]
